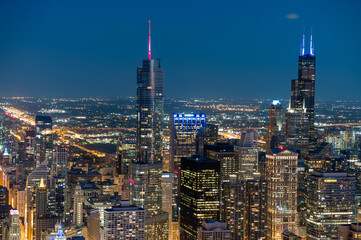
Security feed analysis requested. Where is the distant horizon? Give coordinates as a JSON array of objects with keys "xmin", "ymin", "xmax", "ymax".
[
  {"xmin": 1, "ymin": 1, "xmax": 361, "ymax": 100},
  {"xmin": 1, "ymin": 96, "xmax": 360, "ymax": 102}
]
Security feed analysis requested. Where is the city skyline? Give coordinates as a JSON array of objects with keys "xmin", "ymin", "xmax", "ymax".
[
  {"xmin": 1, "ymin": 2, "xmax": 361, "ymax": 240},
  {"xmin": 1, "ymin": 1, "xmax": 361, "ymax": 100}
]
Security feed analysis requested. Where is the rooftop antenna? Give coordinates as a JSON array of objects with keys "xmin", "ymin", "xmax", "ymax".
[
  {"xmin": 148, "ymin": 20, "xmax": 151, "ymax": 60},
  {"xmin": 310, "ymin": 27, "xmax": 314, "ymax": 55},
  {"xmin": 301, "ymin": 28, "xmax": 305, "ymax": 56}
]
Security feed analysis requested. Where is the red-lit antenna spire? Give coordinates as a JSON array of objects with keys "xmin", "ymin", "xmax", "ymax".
[{"xmin": 148, "ymin": 20, "xmax": 151, "ymax": 60}]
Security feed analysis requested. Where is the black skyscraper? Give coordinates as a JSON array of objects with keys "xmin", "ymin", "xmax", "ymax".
[{"xmin": 287, "ymin": 30, "xmax": 316, "ymax": 153}]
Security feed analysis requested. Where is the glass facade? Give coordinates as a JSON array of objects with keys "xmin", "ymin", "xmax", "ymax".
[{"xmin": 180, "ymin": 156, "xmax": 220, "ymax": 240}]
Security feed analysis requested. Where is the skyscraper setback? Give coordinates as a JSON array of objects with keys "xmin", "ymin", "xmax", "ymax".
[{"xmin": 288, "ymin": 30, "xmax": 316, "ymax": 154}]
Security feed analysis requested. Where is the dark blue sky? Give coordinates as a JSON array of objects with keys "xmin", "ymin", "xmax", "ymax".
[{"xmin": 0, "ymin": 0, "xmax": 360, "ymax": 100}]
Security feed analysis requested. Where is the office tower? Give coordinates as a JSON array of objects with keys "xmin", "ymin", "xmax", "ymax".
[
  {"xmin": 196, "ymin": 124, "xmax": 219, "ymax": 156},
  {"xmin": 8, "ymin": 209, "xmax": 21, "ymax": 240},
  {"xmin": 34, "ymin": 179, "xmax": 47, "ymax": 217},
  {"xmin": 306, "ymin": 172, "xmax": 355, "ymax": 240},
  {"xmin": 116, "ymin": 140, "xmax": 135, "ymax": 175},
  {"xmin": 35, "ymin": 116, "xmax": 53, "ymax": 169},
  {"xmin": 180, "ymin": 156, "xmax": 220, "ymax": 240},
  {"xmin": 103, "ymin": 203, "xmax": 145, "ymax": 240},
  {"xmin": 34, "ymin": 178, "xmax": 59, "ymax": 240},
  {"xmin": 266, "ymin": 100, "xmax": 283, "ymax": 152},
  {"xmin": 237, "ymin": 130, "xmax": 258, "ymax": 180},
  {"xmin": 131, "ymin": 21, "xmax": 168, "ymax": 239},
  {"xmin": 206, "ymin": 143, "xmax": 238, "ymax": 183},
  {"xmin": 266, "ymin": 148, "xmax": 298, "ymax": 240},
  {"xmin": 170, "ymin": 113, "xmax": 206, "ymax": 172},
  {"xmin": 288, "ymin": 30, "xmax": 316, "ymax": 153},
  {"xmin": 338, "ymin": 223, "xmax": 361, "ymax": 240},
  {"xmin": 53, "ymin": 146, "xmax": 67, "ymax": 177},
  {"xmin": 197, "ymin": 220, "xmax": 232, "ymax": 240},
  {"xmin": 24, "ymin": 130, "xmax": 36, "ymax": 161},
  {"xmin": 285, "ymin": 109, "xmax": 309, "ymax": 156},
  {"xmin": 16, "ymin": 190, "xmax": 26, "ymax": 218},
  {"xmin": 85, "ymin": 207, "xmax": 100, "ymax": 240},
  {"xmin": 73, "ymin": 183, "xmax": 84, "ymax": 226},
  {"xmin": 115, "ymin": 140, "xmax": 135, "ymax": 201},
  {"xmin": 50, "ymin": 146, "xmax": 68, "ymax": 221},
  {"xmin": 162, "ymin": 171, "xmax": 179, "ymax": 240}
]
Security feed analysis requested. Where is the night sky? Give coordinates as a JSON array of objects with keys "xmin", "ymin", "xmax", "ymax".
[{"xmin": 0, "ymin": 0, "xmax": 360, "ymax": 100}]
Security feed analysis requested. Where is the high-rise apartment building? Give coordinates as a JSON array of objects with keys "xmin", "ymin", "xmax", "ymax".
[
  {"xmin": 103, "ymin": 203, "xmax": 145, "ymax": 240},
  {"xmin": 266, "ymin": 148, "xmax": 298, "ymax": 240},
  {"xmin": 244, "ymin": 178, "xmax": 267, "ymax": 240},
  {"xmin": 306, "ymin": 172, "xmax": 355, "ymax": 240},
  {"xmin": 180, "ymin": 156, "xmax": 220, "ymax": 240},
  {"xmin": 221, "ymin": 176, "xmax": 267, "ymax": 240}
]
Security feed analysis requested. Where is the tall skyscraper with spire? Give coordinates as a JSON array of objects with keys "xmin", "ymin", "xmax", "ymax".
[
  {"xmin": 130, "ymin": 20, "xmax": 168, "ymax": 239},
  {"xmin": 286, "ymin": 29, "xmax": 316, "ymax": 155},
  {"xmin": 136, "ymin": 20, "xmax": 164, "ymax": 164}
]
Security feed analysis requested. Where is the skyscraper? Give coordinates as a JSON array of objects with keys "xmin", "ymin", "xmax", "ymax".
[
  {"xmin": 180, "ymin": 156, "xmax": 220, "ymax": 240},
  {"xmin": 285, "ymin": 108, "xmax": 309, "ymax": 156},
  {"xmin": 221, "ymin": 176, "xmax": 267, "ymax": 240},
  {"xmin": 206, "ymin": 146, "xmax": 238, "ymax": 183},
  {"xmin": 162, "ymin": 171, "xmax": 179, "ymax": 240},
  {"xmin": 8, "ymin": 209, "xmax": 21, "ymax": 240},
  {"xmin": 237, "ymin": 130, "xmax": 259, "ymax": 180},
  {"xmin": 306, "ymin": 172, "xmax": 355, "ymax": 240},
  {"xmin": 135, "ymin": 22, "xmax": 164, "ymax": 164},
  {"xmin": 104, "ymin": 203, "xmax": 145, "ymax": 240},
  {"xmin": 287, "ymin": 30, "xmax": 316, "ymax": 153},
  {"xmin": 266, "ymin": 148, "xmax": 298, "ymax": 240},
  {"xmin": 130, "ymin": 20, "xmax": 168, "ymax": 239},
  {"xmin": 266, "ymin": 100, "xmax": 283, "ymax": 152},
  {"xmin": 170, "ymin": 113, "xmax": 206, "ymax": 173},
  {"xmin": 73, "ymin": 183, "xmax": 84, "ymax": 226},
  {"xmin": 35, "ymin": 115, "xmax": 53, "ymax": 165}
]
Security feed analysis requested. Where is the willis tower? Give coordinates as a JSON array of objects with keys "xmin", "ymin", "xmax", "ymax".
[
  {"xmin": 130, "ymin": 21, "xmax": 168, "ymax": 239},
  {"xmin": 286, "ymin": 29, "xmax": 316, "ymax": 155}
]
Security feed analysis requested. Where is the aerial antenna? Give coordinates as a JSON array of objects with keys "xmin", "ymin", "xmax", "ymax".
[
  {"xmin": 148, "ymin": 20, "xmax": 151, "ymax": 60},
  {"xmin": 301, "ymin": 28, "xmax": 305, "ymax": 56},
  {"xmin": 310, "ymin": 27, "xmax": 314, "ymax": 55}
]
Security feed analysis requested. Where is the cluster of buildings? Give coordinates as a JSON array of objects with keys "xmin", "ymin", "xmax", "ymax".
[{"xmin": 0, "ymin": 24, "xmax": 360, "ymax": 240}]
